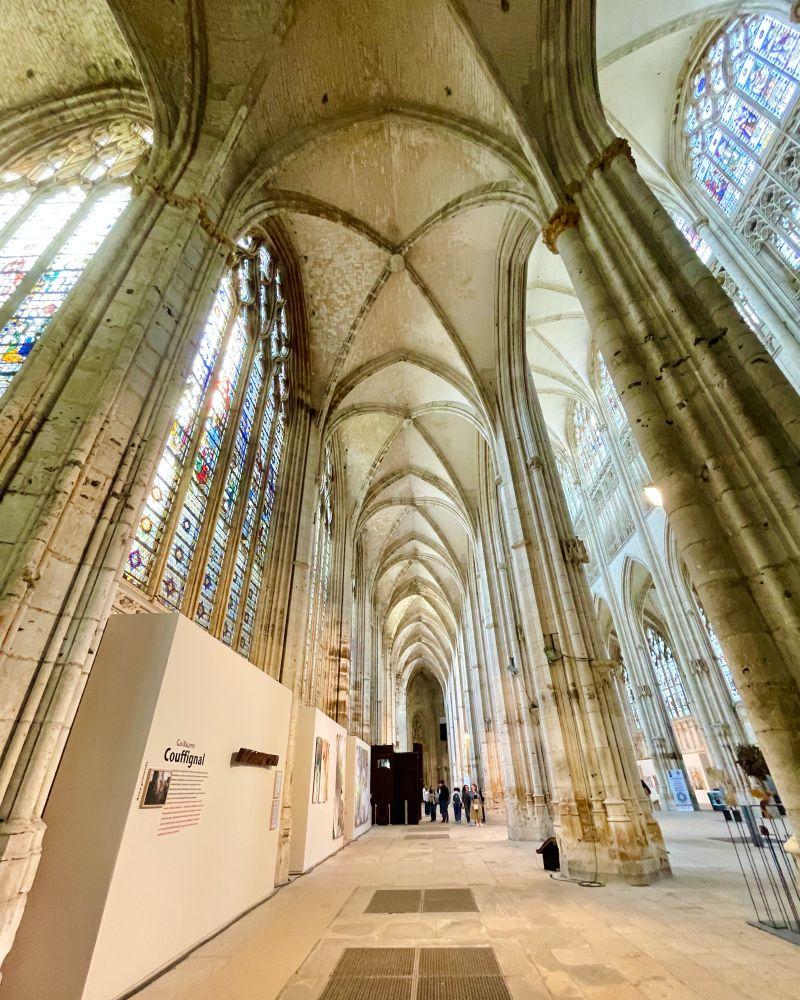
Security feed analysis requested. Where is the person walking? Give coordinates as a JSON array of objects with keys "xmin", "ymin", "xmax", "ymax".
[
  {"xmin": 452, "ymin": 785, "xmax": 462, "ymax": 822},
  {"xmin": 422, "ymin": 785, "xmax": 430, "ymax": 820},
  {"xmin": 470, "ymin": 783, "xmax": 482, "ymax": 827},
  {"xmin": 438, "ymin": 781, "xmax": 450, "ymax": 823},
  {"xmin": 462, "ymin": 784, "xmax": 472, "ymax": 825},
  {"xmin": 428, "ymin": 786, "xmax": 436, "ymax": 822}
]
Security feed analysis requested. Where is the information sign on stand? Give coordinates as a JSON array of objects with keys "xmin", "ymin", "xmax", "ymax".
[{"xmin": 667, "ymin": 768, "xmax": 694, "ymax": 811}]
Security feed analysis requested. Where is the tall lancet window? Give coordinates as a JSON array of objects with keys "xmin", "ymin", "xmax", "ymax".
[
  {"xmin": 304, "ymin": 443, "xmax": 335, "ymax": 699},
  {"xmin": 693, "ymin": 592, "xmax": 741, "ymax": 703},
  {"xmin": 555, "ymin": 452, "xmax": 581, "ymax": 524},
  {"xmin": 573, "ymin": 402, "xmax": 609, "ymax": 483},
  {"xmin": 683, "ymin": 13, "xmax": 800, "ymax": 275},
  {"xmin": 646, "ymin": 625, "xmax": 691, "ymax": 720},
  {"xmin": 0, "ymin": 120, "xmax": 152, "ymax": 398},
  {"xmin": 624, "ymin": 676, "xmax": 643, "ymax": 733},
  {"xmin": 126, "ymin": 238, "xmax": 291, "ymax": 662},
  {"xmin": 596, "ymin": 355, "xmax": 626, "ymax": 435}
]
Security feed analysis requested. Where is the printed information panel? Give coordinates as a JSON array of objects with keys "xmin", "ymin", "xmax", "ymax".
[{"xmin": 2, "ymin": 613, "xmax": 292, "ymax": 1000}]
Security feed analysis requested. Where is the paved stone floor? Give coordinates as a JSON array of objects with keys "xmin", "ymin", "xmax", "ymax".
[{"xmin": 135, "ymin": 812, "xmax": 800, "ymax": 999}]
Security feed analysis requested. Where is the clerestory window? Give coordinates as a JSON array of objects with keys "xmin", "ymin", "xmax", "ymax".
[
  {"xmin": 0, "ymin": 120, "xmax": 151, "ymax": 397},
  {"xmin": 125, "ymin": 238, "xmax": 291, "ymax": 661},
  {"xmin": 683, "ymin": 13, "xmax": 800, "ymax": 277}
]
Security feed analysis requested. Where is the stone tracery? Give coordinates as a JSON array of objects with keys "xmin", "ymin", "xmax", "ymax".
[{"xmin": 0, "ymin": 0, "xmax": 800, "ymax": 980}]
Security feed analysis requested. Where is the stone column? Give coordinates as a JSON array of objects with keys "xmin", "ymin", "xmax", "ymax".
[
  {"xmin": 548, "ymin": 141, "xmax": 800, "ymax": 843},
  {"xmin": 0, "ymin": 167, "xmax": 232, "ymax": 964},
  {"xmin": 568, "ymin": 467, "xmax": 675, "ymax": 807},
  {"xmin": 694, "ymin": 217, "xmax": 800, "ymax": 388},
  {"xmin": 491, "ymin": 217, "xmax": 666, "ymax": 882},
  {"xmin": 597, "ymin": 415, "xmax": 747, "ymax": 800},
  {"xmin": 472, "ymin": 497, "xmax": 545, "ymax": 838},
  {"xmin": 463, "ymin": 566, "xmax": 504, "ymax": 807}
]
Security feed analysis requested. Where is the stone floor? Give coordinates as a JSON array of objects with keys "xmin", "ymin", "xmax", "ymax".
[{"xmin": 135, "ymin": 812, "xmax": 800, "ymax": 1000}]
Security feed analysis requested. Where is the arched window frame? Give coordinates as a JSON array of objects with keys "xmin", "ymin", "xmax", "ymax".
[
  {"xmin": 304, "ymin": 441, "xmax": 335, "ymax": 703},
  {"xmin": 645, "ymin": 623, "xmax": 692, "ymax": 720},
  {"xmin": 568, "ymin": 397, "xmax": 635, "ymax": 567},
  {"xmin": 554, "ymin": 449, "xmax": 582, "ymax": 525},
  {"xmin": 0, "ymin": 119, "xmax": 152, "ymax": 397},
  {"xmin": 593, "ymin": 352, "xmax": 653, "ymax": 496},
  {"xmin": 692, "ymin": 590, "xmax": 741, "ymax": 703},
  {"xmin": 681, "ymin": 12, "xmax": 800, "ymax": 281},
  {"xmin": 125, "ymin": 235, "xmax": 293, "ymax": 662},
  {"xmin": 572, "ymin": 400, "xmax": 609, "ymax": 485},
  {"xmin": 667, "ymin": 209, "xmax": 767, "ymax": 334},
  {"xmin": 624, "ymin": 673, "xmax": 644, "ymax": 733}
]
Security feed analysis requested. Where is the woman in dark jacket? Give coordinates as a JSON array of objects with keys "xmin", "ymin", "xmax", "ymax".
[{"xmin": 461, "ymin": 784, "xmax": 472, "ymax": 824}]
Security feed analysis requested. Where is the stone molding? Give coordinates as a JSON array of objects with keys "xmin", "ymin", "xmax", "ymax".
[
  {"xmin": 130, "ymin": 174, "xmax": 239, "ymax": 255},
  {"xmin": 560, "ymin": 536, "xmax": 590, "ymax": 564},
  {"xmin": 586, "ymin": 136, "xmax": 636, "ymax": 178},
  {"xmin": 542, "ymin": 202, "xmax": 581, "ymax": 254}
]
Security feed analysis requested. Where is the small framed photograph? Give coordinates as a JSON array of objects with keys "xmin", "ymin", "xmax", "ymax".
[{"xmin": 140, "ymin": 768, "xmax": 172, "ymax": 808}]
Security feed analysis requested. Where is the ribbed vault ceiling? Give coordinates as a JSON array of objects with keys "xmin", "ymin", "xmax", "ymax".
[
  {"xmin": 529, "ymin": 0, "xmax": 735, "ymax": 447},
  {"xmin": 3, "ymin": 0, "xmax": 729, "ymax": 688}
]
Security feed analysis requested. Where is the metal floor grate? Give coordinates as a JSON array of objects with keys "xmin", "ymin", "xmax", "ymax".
[
  {"xmin": 318, "ymin": 947, "xmax": 509, "ymax": 1000},
  {"xmin": 319, "ymin": 979, "xmax": 413, "ymax": 1000},
  {"xmin": 417, "ymin": 977, "xmax": 512, "ymax": 999},
  {"xmin": 421, "ymin": 889, "xmax": 478, "ymax": 913},
  {"xmin": 364, "ymin": 889, "xmax": 478, "ymax": 914},
  {"xmin": 366, "ymin": 890, "xmax": 423, "ymax": 913},
  {"xmin": 332, "ymin": 948, "xmax": 415, "ymax": 977},
  {"xmin": 419, "ymin": 948, "xmax": 502, "ymax": 977}
]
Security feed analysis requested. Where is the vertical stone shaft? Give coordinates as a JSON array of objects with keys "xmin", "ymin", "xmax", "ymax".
[
  {"xmin": 493, "ymin": 219, "xmax": 663, "ymax": 880},
  {"xmin": 552, "ymin": 151, "xmax": 800, "ymax": 838}
]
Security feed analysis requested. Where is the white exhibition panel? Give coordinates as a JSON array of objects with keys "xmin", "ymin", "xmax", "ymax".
[
  {"xmin": 289, "ymin": 706, "xmax": 347, "ymax": 873},
  {"xmin": 3, "ymin": 613, "xmax": 292, "ymax": 1000},
  {"xmin": 345, "ymin": 734, "xmax": 372, "ymax": 841}
]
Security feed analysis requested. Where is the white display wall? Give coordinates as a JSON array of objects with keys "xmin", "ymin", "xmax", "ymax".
[
  {"xmin": 3, "ymin": 613, "xmax": 292, "ymax": 1000},
  {"xmin": 289, "ymin": 706, "xmax": 347, "ymax": 873},
  {"xmin": 345, "ymin": 734, "xmax": 372, "ymax": 841}
]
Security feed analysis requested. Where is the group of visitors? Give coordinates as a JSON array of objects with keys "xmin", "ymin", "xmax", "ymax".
[{"xmin": 422, "ymin": 781, "xmax": 485, "ymax": 825}]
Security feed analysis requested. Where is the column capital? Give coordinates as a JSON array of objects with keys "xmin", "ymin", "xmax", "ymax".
[
  {"xmin": 542, "ymin": 202, "xmax": 581, "ymax": 254},
  {"xmin": 586, "ymin": 136, "xmax": 636, "ymax": 178},
  {"xmin": 591, "ymin": 657, "xmax": 624, "ymax": 682},
  {"xmin": 560, "ymin": 536, "xmax": 590, "ymax": 564},
  {"xmin": 130, "ymin": 174, "xmax": 239, "ymax": 256}
]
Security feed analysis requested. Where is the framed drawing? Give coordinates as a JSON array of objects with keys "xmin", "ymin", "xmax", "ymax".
[
  {"xmin": 355, "ymin": 745, "xmax": 370, "ymax": 827},
  {"xmin": 333, "ymin": 735, "xmax": 345, "ymax": 838},
  {"xmin": 312, "ymin": 737, "xmax": 330, "ymax": 803}
]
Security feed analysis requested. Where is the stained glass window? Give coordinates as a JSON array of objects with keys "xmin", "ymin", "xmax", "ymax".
[
  {"xmin": 693, "ymin": 594, "xmax": 741, "ymax": 703},
  {"xmin": 667, "ymin": 210, "xmax": 768, "ymax": 338},
  {"xmin": 668, "ymin": 214, "xmax": 714, "ymax": 265},
  {"xmin": 304, "ymin": 442, "xmax": 335, "ymax": 699},
  {"xmin": 555, "ymin": 452, "xmax": 581, "ymax": 523},
  {"xmin": 625, "ymin": 677, "xmax": 643, "ymax": 732},
  {"xmin": 0, "ymin": 121, "xmax": 151, "ymax": 398},
  {"xmin": 646, "ymin": 625, "xmax": 691, "ymax": 720},
  {"xmin": 683, "ymin": 14, "xmax": 800, "ymax": 273},
  {"xmin": 596, "ymin": 355, "xmax": 627, "ymax": 433},
  {"xmin": 573, "ymin": 401, "xmax": 609, "ymax": 484},
  {"xmin": 125, "ymin": 237, "xmax": 292, "ymax": 666}
]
